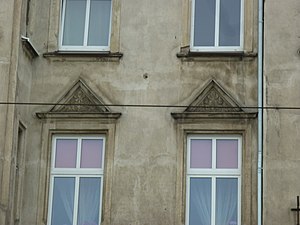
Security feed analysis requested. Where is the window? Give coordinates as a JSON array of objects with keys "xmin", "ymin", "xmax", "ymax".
[
  {"xmin": 191, "ymin": 0, "xmax": 243, "ymax": 51},
  {"xmin": 186, "ymin": 135, "xmax": 241, "ymax": 225},
  {"xmin": 60, "ymin": 0, "xmax": 112, "ymax": 51},
  {"xmin": 48, "ymin": 135, "xmax": 105, "ymax": 225}
]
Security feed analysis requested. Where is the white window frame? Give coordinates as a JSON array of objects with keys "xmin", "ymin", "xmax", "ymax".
[
  {"xmin": 47, "ymin": 135, "xmax": 106, "ymax": 225},
  {"xmin": 186, "ymin": 135, "xmax": 242, "ymax": 225},
  {"xmin": 190, "ymin": 0, "xmax": 244, "ymax": 52},
  {"xmin": 59, "ymin": 0, "xmax": 113, "ymax": 52}
]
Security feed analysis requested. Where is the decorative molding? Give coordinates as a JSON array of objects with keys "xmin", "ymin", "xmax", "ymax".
[
  {"xmin": 172, "ymin": 79, "xmax": 257, "ymax": 121},
  {"xmin": 55, "ymin": 87, "xmax": 108, "ymax": 113},
  {"xmin": 185, "ymin": 79, "xmax": 242, "ymax": 112},
  {"xmin": 36, "ymin": 78, "xmax": 121, "ymax": 120}
]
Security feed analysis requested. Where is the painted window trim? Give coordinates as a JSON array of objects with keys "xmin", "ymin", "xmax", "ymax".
[
  {"xmin": 185, "ymin": 135, "xmax": 242, "ymax": 225},
  {"xmin": 47, "ymin": 135, "xmax": 106, "ymax": 225},
  {"xmin": 190, "ymin": 0, "xmax": 244, "ymax": 52},
  {"xmin": 59, "ymin": 0, "xmax": 113, "ymax": 52}
]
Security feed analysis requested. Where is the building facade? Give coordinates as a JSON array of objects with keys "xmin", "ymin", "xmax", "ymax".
[
  {"xmin": 1, "ymin": 0, "xmax": 297, "ymax": 225},
  {"xmin": 263, "ymin": 0, "xmax": 300, "ymax": 224}
]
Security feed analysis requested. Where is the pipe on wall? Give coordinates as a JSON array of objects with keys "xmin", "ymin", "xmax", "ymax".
[{"xmin": 257, "ymin": 0, "xmax": 264, "ymax": 224}]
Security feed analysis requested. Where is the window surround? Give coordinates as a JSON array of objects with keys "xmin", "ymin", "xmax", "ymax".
[
  {"xmin": 47, "ymin": 135, "xmax": 106, "ymax": 225},
  {"xmin": 171, "ymin": 115, "xmax": 257, "ymax": 225},
  {"xmin": 186, "ymin": 135, "xmax": 242, "ymax": 225},
  {"xmin": 47, "ymin": 0, "xmax": 121, "ymax": 56},
  {"xmin": 178, "ymin": 0, "xmax": 256, "ymax": 58},
  {"xmin": 190, "ymin": 0, "xmax": 244, "ymax": 52},
  {"xmin": 36, "ymin": 124, "xmax": 118, "ymax": 225},
  {"xmin": 59, "ymin": 0, "xmax": 112, "ymax": 52},
  {"xmin": 35, "ymin": 116, "xmax": 120, "ymax": 225}
]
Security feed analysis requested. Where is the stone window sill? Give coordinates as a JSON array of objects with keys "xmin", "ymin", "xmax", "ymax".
[
  {"xmin": 43, "ymin": 51, "xmax": 123, "ymax": 62},
  {"xmin": 176, "ymin": 46, "xmax": 257, "ymax": 61}
]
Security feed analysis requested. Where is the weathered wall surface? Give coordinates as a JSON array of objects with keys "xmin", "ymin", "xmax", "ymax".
[
  {"xmin": 1, "ymin": 0, "xmax": 259, "ymax": 224},
  {"xmin": 0, "ymin": 0, "xmax": 20, "ymax": 224},
  {"xmin": 264, "ymin": 0, "xmax": 300, "ymax": 224}
]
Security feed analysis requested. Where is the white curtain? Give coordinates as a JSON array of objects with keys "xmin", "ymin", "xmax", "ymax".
[
  {"xmin": 53, "ymin": 177, "xmax": 75, "ymax": 225},
  {"xmin": 88, "ymin": 0, "xmax": 112, "ymax": 46},
  {"xmin": 215, "ymin": 178, "xmax": 238, "ymax": 225},
  {"xmin": 63, "ymin": 0, "xmax": 86, "ymax": 45},
  {"xmin": 77, "ymin": 178, "xmax": 101, "ymax": 225},
  {"xmin": 190, "ymin": 178, "xmax": 211, "ymax": 225}
]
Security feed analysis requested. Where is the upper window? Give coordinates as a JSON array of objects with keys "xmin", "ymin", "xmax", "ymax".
[
  {"xmin": 47, "ymin": 135, "xmax": 105, "ymax": 225},
  {"xmin": 186, "ymin": 135, "xmax": 241, "ymax": 225},
  {"xmin": 60, "ymin": 0, "xmax": 112, "ymax": 51},
  {"xmin": 191, "ymin": 0, "xmax": 243, "ymax": 52}
]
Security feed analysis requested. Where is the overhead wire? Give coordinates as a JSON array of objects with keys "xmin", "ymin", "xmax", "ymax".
[{"xmin": 0, "ymin": 101, "xmax": 300, "ymax": 110}]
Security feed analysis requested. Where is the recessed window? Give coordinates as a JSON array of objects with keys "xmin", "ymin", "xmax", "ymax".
[
  {"xmin": 60, "ymin": 0, "xmax": 112, "ymax": 51},
  {"xmin": 191, "ymin": 0, "xmax": 243, "ymax": 51},
  {"xmin": 186, "ymin": 136, "xmax": 241, "ymax": 225},
  {"xmin": 48, "ymin": 136, "xmax": 105, "ymax": 225}
]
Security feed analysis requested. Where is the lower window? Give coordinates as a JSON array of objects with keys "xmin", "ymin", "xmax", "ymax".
[
  {"xmin": 186, "ymin": 135, "xmax": 241, "ymax": 225},
  {"xmin": 48, "ymin": 135, "xmax": 105, "ymax": 225}
]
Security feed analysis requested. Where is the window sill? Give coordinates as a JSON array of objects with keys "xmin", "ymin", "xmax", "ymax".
[
  {"xmin": 43, "ymin": 51, "xmax": 123, "ymax": 62},
  {"xmin": 176, "ymin": 46, "xmax": 257, "ymax": 61}
]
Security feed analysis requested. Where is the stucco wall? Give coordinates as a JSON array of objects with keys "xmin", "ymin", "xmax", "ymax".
[
  {"xmin": 2, "ymin": 0, "xmax": 259, "ymax": 224},
  {"xmin": 264, "ymin": 0, "xmax": 300, "ymax": 224}
]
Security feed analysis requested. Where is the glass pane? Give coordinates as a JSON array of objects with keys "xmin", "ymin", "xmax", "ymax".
[
  {"xmin": 55, "ymin": 139, "xmax": 77, "ymax": 168},
  {"xmin": 77, "ymin": 177, "xmax": 101, "ymax": 225},
  {"xmin": 194, "ymin": 0, "xmax": 216, "ymax": 46},
  {"xmin": 81, "ymin": 139, "xmax": 103, "ymax": 168},
  {"xmin": 219, "ymin": 0, "xmax": 241, "ymax": 46},
  {"xmin": 216, "ymin": 178, "xmax": 238, "ymax": 225},
  {"xmin": 88, "ymin": 0, "xmax": 111, "ymax": 46},
  {"xmin": 62, "ymin": 0, "xmax": 86, "ymax": 46},
  {"xmin": 190, "ymin": 139, "xmax": 212, "ymax": 168},
  {"xmin": 189, "ymin": 178, "xmax": 212, "ymax": 225},
  {"xmin": 216, "ymin": 139, "xmax": 238, "ymax": 168},
  {"xmin": 51, "ymin": 177, "xmax": 75, "ymax": 225}
]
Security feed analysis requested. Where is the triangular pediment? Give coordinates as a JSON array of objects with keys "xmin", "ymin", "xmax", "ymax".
[
  {"xmin": 185, "ymin": 80, "xmax": 243, "ymax": 112},
  {"xmin": 49, "ymin": 79, "xmax": 110, "ymax": 113}
]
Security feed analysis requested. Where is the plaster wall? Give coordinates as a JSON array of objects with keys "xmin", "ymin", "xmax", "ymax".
[
  {"xmin": 8, "ymin": 0, "xmax": 259, "ymax": 224},
  {"xmin": 0, "ymin": 0, "xmax": 20, "ymax": 224},
  {"xmin": 264, "ymin": 0, "xmax": 300, "ymax": 224}
]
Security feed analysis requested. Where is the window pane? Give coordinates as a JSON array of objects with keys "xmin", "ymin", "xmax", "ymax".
[
  {"xmin": 190, "ymin": 139, "xmax": 212, "ymax": 168},
  {"xmin": 194, "ymin": 0, "xmax": 216, "ymax": 46},
  {"xmin": 88, "ymin": 0, "xmax": 111, "ymax": 46},
  {"xmin": 216, "ymin": 178, "xmax": 238, "ymax": 225},
  {"xmin": 55, "ymin": 139, "xmax": 77, "ymax": 168},
  {"xmin": 80, "ymin": 139, "xmax": 103, "ymax": 168},
  {"xmin": 219, "ymin": 0, "xmax": 241, "ymax": 46},
  {"xmin": 51, "ymin": 177, "xmax": 75, "ymax": 225},
  {"xmin": 216, "ymin": 139, "xmax": 238, "ymax": 168},
  {"xmin": 77, "ymin": 177, "xmax": 101, "ymax": 225},
  {"xmin": 189, "ymin": 178, "xmax": 212, "ymax": 225},
  {"xmin": 62, "ymin": 0, "xmax": 86, "ymax": 46}
]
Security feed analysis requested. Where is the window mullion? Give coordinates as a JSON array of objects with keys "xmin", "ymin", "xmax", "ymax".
[
  {"xmin": 52, "ymin": 137, "xmax": 57, "ymax": 169},
  {"xmin": 83, "ymin": 0, "xmax": 91, "ymax": 46},
  {"xmin": 240, "ymin": 0, "xmax": 244, "ymax": 48},
  {"xmin": 238, "ymin": 177, "xmax": 241, "ymax": 225},
  {"xmin": 190, "ymin": 0, "xmax": 196, "ymax": 48},
  {"xmin": 211, "ymin": 177, "xmax": 216, "ymax": 225},
  {"xmin": 77, "ymin": 138, "xmax": 82, "ymax": 168},
  {"xmin": 60, "ymin": 0, "xmax": 67, "ymax": 47},
  {"xmin": 212, "ymin": 138, "xmax": 216, "ymax": 169},
  {"xmin": 215, "ymin": 0, "xmax": 220, "ymax": 47},
  {"xmin": 73, "ymin": 176, "xmax": 80, "ymax": 225},
  {"xmin": 47, "ymin": 176, "xmax": 55, "ymax": 225},
  {"xmin": 98, "ymin": 175, "xmax": 104, "ymax": 224}
]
